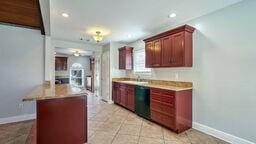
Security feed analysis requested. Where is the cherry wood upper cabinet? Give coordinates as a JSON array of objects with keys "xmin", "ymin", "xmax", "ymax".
[
  {"xmin": 145, "ymin": 42, "xmax": 153, "ymax": 67},
  {"xmin": 119, "ymin": 46, "xmax": 133, "ymax": 70},
  {"xmin": 55, "ymin": 57, "xmax": 68, "ymax": 71},
  {"xmin": 152, "ymin": 40, "xmax": 162, "ymax": 67},
  {"xmin": 144, "ymin": 25, "xmax": 195, "ymax": 68},
  {"xmin": 161, "ymin": 36, "xmax": 173, "ymax": 67}
]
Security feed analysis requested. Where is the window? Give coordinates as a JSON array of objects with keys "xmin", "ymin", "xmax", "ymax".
[
  {"xmin": 70, "ymin": 63, "xmax": 84, "ymax": 87},
  {"xmin": 133, "ymin": 49, "xmax": 151, "ymax": 73}
]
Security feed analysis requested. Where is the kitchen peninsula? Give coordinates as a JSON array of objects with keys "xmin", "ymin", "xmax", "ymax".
[{"xmin": 23, "ymin": 83, "xmax": 87, "ymax": 144}]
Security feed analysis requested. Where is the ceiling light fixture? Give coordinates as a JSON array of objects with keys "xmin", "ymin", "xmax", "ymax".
[
  {"xmin": 127, "ymin": 34, "xmax": 132, "ymax": 38},
  {"xmin": 93, "ymin": 31, "xmax": 103, "ymax": 43},
  {"xmin": 74, "ymin": 51, "xmax": 80, "ymax": 57},
  {"xmin": 169, "ymin": 13, "xmax": 176, "ymax": 18},
  {"xmin": 62, "ymin": 13, "xmax": 69, "ymax": 18}
]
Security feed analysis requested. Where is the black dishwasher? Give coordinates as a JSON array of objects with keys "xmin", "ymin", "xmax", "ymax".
[{"xmin": 135, "ymin": 86, "xmax": 150, "ymax": 120}]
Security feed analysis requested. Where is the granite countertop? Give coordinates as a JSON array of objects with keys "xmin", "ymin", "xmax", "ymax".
[
  {"xmin": 112, "ymin": 79, "xmax": 193, "ymax": 91},
  {"xmin": 23, "ymin": 84, "xmax": 87, "ymax": 101}
]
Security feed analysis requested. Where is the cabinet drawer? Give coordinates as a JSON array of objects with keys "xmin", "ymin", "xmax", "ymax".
[
  {"xmin": 151, "ymin": 100, "xmax": 175, "ymax": 116},
  {"xmin": 151, "ymin": 110, "xmax": 175, "ymax": 129},
  {"xmin": 150, "ymin": 90, "xmax": 175, "ymax": 104}
]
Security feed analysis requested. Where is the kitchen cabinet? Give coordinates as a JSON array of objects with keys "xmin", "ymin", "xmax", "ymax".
[
  {"xmin": 112, "ymin": 82, "xmax": 120, "ymax": 104},
  {"xmin": 119, "ymin": 84, "xmax": 127, "ymax": 107},
  {"xmin": 37, "ymin": 96, "xmax": 87, "ymax": 143},
  {"xmin": 161, "ymin": 36, "xmax": 172, "ymax": 67},
  {"xmin": 152, "ymin": 40, "xmax": 162, "ymax": 67},
  {"xmin": 144, "ymin": 25, "xmax": 195, "ymax": 68},
  {"xmin": 126, "ymin": 85, "xmax": 135, "ymax": 111},
  {"xmin": 55, "ymin": 57, "xmax": 68, "ymax": 71},
  {"xmin": 150, "ymin": 88, "xmax": 192, "ymax": 133},
  {"xmin": 119, "ymin": 46, "xmax": 133, "ymax": 70},
  {"xmin": 112, "ymin": 82, "xmax": 135, "ymax": 111},
  {"xmin": 145, "ymin": 42, "xmax": 153, "ymax": 67},
  {"xmin": 112, "ymin": 81, "xmax": 192, "ymax": 133}
]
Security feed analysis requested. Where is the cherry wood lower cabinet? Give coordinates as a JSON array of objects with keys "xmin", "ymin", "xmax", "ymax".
[
  {"xmin": 112, "ymin": 82, "xmax": 192, "ymax": 133},
  {"xmin": 120, "ymin": 84, "xmax": 127, "ymax": 107},
  {"xmin": 112, "ymin": 82, "xmax": 135, "ymax": 111},
  {"xmin": 150, "ymin": 88, "xmax": 192, "ymax": 133},
  {"xmin": 37, "ymin": 96, "xmax": 87, "ymax": 144},
  {"xmin": 126, "ymin": 85, "xmax": 135, "ymax": 111}
]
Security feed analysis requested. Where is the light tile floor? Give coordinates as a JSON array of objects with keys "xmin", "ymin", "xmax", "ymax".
[
  {"xmin": 0, "ymin": 94, "xmax": 229, "ymax": 144},
  {"xmin": 87, "ymin": 94, "xmax": 229, "ymax": 144},
  {"xmin": 0, "ymin": 120, "xmax": 32, "ymax": 144}
]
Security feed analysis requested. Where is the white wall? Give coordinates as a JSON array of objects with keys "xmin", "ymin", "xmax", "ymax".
[
  {"xmin": 109, "ymin": 42, "xmax": 127, "ymax": 102},
  {"xmin": 0, "ymin": 25, "xmax": 44, "ymax": 118},
  {"xmin": 109, "ymin": 42, "xmax": 127, "ymax": 79},
  {"xmin": 100, "ymin": 42, "xmax": 127, "ymax": 102},
  {"xmin": 127, "ymin": 0, "xmax": 256, "ymax": 143}
]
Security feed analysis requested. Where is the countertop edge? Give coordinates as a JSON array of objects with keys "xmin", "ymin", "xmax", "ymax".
[
  {"xmin": 22, "ymin": 93, "xmax": 87, "ymax": 101},
  {"xmin": 112, "ymin": 80, "xmax": 193, "ymax": 91}
]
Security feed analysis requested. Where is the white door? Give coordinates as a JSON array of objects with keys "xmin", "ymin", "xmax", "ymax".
[{"xmin": 101, "ymin": 50, "xmax": 110, "ymax": 101}]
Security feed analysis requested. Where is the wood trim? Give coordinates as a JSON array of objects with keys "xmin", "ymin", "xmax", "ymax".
[
  {"xmin": 37, "ymin": 0, "xmax": 45, "ymax": 35},
  {"xmin": 0, "ymin": 0, "xmax": 45, "ymax": 35},
  {"xmin": 143, "ymin": 25, "xmax": 195, "ymax": 42}
]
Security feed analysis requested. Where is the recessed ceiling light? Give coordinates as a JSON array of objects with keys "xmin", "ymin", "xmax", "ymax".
[
  {"xmin": 169, "ymin": 13, "xmax": 176, "ymax": 18},
  {"xmin": 127, "ymin": 34, "xmax": 132, "ymax": 38},
  {"xmin": 62, "ymin": 13, "xmax": 69, "ymax": 18}
]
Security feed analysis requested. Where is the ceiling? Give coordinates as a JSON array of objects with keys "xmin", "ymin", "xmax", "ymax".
[
  {"xmin": 55, "ymin": 47, "xmax": 94, "ymax": 56},
  {"xmin": 50, "ymin": 0, "xmax": 243, "ymax": 45}
]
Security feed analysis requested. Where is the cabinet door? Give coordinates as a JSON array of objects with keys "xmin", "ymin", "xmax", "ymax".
[
  {"xmin": 127, "ymin": 86, "xmax": 135, "ymax": 111},
  {"xmin": 125, "ymin": 49, "xmax": 133, "ymax": 69},
  {"xmin": 120, "ymin": 85, "xmax": 127, "ymax": 107},
  {"xmin": 171, "ymin": 32, "xmax": 184, "ymax": 66},
  {"xmin": 112, "ymin": 83, "xmax": 117, "ymax": 103},
  {"xmin": 145, "ymin": 42, "xmax": 153, "ymax": 67},
  {"xmin": 161, "ymin": 36, "xmax": 173, "ymax": 67},
  {"xmin": 119, "ymin": 49, "xmax": 124, "ymax": 69},
  {"xmin": 55, "ymin": 57, "xmax": 67, "ymax": 71},
  {"xmin": 116, "ymin": 87, "xmax": 121, "ymax": 104},
  {"xmin": 152, "ymin": 40, "xmax": 162, "ymax": 67}
]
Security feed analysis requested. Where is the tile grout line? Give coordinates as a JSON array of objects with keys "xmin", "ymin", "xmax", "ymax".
[
  {"xmin": 137, "ymin": 118, "xmax": 143, "ymax": 144},
  {"xmin": 110, "ymin": 110, "xmax": 128, "ymax": 144}
]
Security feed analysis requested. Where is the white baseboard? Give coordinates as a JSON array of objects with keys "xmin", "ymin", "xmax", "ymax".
[
  {"xmin": 0, "ymin": 114, "xmax": 36, "ymax": 125},
  {"xmin": 193, "ymin": 122, "xmax": 255, "ymax": 144},
  {"xmin": 107, "ymin": 100, "xmax": 114, "ymax": 104}
]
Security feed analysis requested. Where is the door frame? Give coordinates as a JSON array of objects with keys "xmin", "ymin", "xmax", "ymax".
[{"xmin": 100, "ymin": 50, "xmax": 110, "ymax": 102}]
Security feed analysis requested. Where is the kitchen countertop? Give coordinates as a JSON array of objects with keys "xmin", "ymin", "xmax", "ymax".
[
  {"xmin": 112, "ymin": 80, "xmax": 193, "ymax": 91},
  {"xmin": 23, "ymin": 84, "xmax": 87, "ymax": 101}
]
